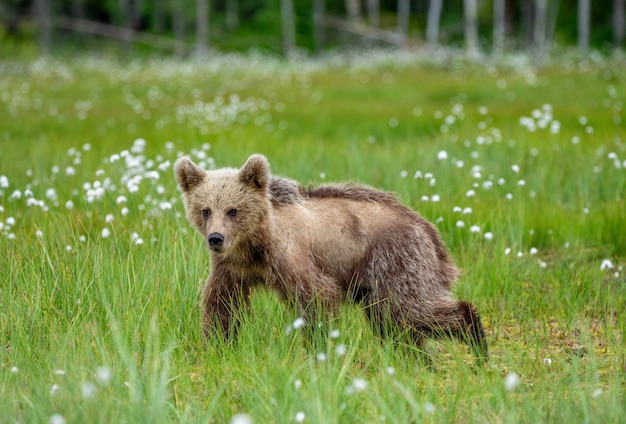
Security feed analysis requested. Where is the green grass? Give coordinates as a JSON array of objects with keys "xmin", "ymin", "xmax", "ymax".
[{"xmin": 1, "ymin": 50, "xmax": 625, "ymax": 423}]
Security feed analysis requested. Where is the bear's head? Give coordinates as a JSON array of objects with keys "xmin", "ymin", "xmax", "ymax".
[{"xmin": 174, "ymin": 154, "xmax": 271, "ymax": 255}]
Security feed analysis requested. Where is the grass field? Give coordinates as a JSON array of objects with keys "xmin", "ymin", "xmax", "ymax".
[{"xmin": 1, "ymin": 49, "xmax": 625, "ymax": 423}]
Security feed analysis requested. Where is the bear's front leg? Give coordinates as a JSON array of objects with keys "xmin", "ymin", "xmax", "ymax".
[{"xmin": 201, "ymin": 267, "xmax": 250, "ymax": 340}]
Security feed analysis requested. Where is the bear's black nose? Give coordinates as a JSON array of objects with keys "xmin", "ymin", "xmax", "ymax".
[{"xmin": 207, "ymin": 232, "xmax": 224, "ymax": 249}]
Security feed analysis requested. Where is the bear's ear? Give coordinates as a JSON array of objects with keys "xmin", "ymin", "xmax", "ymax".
[
  {"xmin": 239, "ymin": 154, "xmax": 270, "ymax": 190},
  {"xmin": 174, "ymin": 157, "xmax": 207, "ymax": 192}
]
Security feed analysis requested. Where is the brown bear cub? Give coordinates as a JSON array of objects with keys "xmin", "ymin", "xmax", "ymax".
[{"xmin": 175, "ymin": 154, "xmax": 488, "ymax": 364}]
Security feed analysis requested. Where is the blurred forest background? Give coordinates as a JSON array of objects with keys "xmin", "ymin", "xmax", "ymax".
[{"xmin": 0, "ymin": 0, "xmax": 624, "ymax": 57}]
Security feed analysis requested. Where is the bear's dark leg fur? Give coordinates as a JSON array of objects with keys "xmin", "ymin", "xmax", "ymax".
[{"xmin": 201, "ymin": 269, "xmax": 251, "ymax": 341}]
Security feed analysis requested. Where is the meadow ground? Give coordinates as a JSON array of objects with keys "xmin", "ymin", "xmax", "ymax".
[{"xmin": 0, "ymin": 49, "xmax": 625, "ymax": 423}]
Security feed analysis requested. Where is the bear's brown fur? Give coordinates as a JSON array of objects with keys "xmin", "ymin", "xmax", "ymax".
[{"xmin": 175, "ymin": 154, "xmax": 488, "ymax": 364}]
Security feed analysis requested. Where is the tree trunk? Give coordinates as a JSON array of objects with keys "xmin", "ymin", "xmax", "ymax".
[
  {"xmin": 578, "ymin": 0, "xmax": 590, "ymax": 51},
  {"xmin": 614, "ymin": 0, "xmax": 625, "ymax": 47},
  {"xmin": 533, "ymin": 0, "xmax": 547, "ymax": 54},
  {"xmin": 226, "ymin": 0, "xmax": 239, "ymax": 30},
  {"xmin": 196, "ymin": 0, "xmax": 209, "ymax": 57},
  {"xmin": 131, "ymin": 0, "xmax": 143, "ymax": 30},
  {"xmin": 368, "ymin": 0, "xmax": 380, "ymax": 28},
  {"xmin": 545, "ymin": 0, "xmax": 560, "ymax": 50},
  {"xmin": 152, "ymin": 0, "xmax": 165, "ymax": 33},
  {"xmin": 426, "ymin": 0, "xmax": 442, "ymax": 46},
  {"xmin": 493, "ymin": 0, "xmax": 505, "ymax": 53},
  {"xmin": 35, "ymin": 0, "xmax": 52, "ymax": 53},
  {"xmin": 397, "ymin": 0, "xmax": 410, "ymax": 46},
  {"xmin": 464, "ymin": 0, "xmax": 479, "ymax": 55},
  {"xmin": 172, "ymin": 0, "xmax": 186, "ymax": 44},
  {"xmin": 281, "ymin": 0, "xmax": 296, "ymax": 55},
  {"xmin": 521, "ymin": 1, "xmax": 534, "ymax": 47},
  {"xmin": 71, "ymin": 0, "xmax": 85, "ymax": 18},
  {"xmin": 346, "ymin": 0, "xmax": 361, "ymax": 21},
  {"xmin": 118, "ymin": 0, "xmax": 133, "ymax": 52},
  {"xmin": 313, "ymin": 0, "xmax": 326, "ymax": 52}
]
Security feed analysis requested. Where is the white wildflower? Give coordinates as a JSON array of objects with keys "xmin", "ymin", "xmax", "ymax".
[
  {"xmin": 600, "ymin": 259, "xmax": 614, "ymax": 270},
  {"xmin": 230, "ymin": 413, "xmax": 253, "ymax": 424},
  {"xmin": 49, "ymin": 414, "xmax": 66, "ymax": 424},
  {"xmin": 345, "ymin": 378, "xmax": 368, "ymax": 394},
  {"xmin": 82, "ymin": 382, "xmax": 96, "ymax": 399},
  {"xmin": 96, "ymin": 366, "xmax": 112, "ymax": 385},
  {"xmin": 335, "ymin": 344, "xmax": 347, "ymax": 356},
  {"xmin": 424, "ymin": 402, "xmax": 436, "ymax": 414},
  {"xmin": 292, "ymin": 317, "xmax": 305, "ymax": 329},
  {"xmin": 504, "ymin": 372, "xmax": 520, "ymax": 390}
]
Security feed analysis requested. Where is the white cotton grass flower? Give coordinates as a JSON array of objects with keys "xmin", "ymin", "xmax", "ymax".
[
  {"xmin": 82, "ymin": 382, "xmax": 96, "ymax": 399},
  {"xmin": 50, "ymin": 384, "xmax": 60, "ymax": 396},
  {"xmin": 294, "ymin": 411, "xmax": 306, "ymax": 423},
  {"xmin": 437, "ymin": 150, "xmax": 448, "ymax": 160},
  {"xmin": 101, "ymin": 228, "xmax": 111, "ymax": 238},
  {"xmin": 105, "ymin": 214, "xmax": 114, "ymax": 223},
  {"xmin": 49, "ymin": 414, "xmax": 66, "ymax": 424},
  {"xmin": 543, "ymin": 358, "xmax": 552, "ymax": 365},
  {"xmin": 484, "ymin": 232, "xmax": 494, "ymax": 241},
  {"xmin": 0, "ymin": 175, "xmax": 8, "ymax": 188},
  {"xmin": 10, "ymin": 366, "xmax": 18, "ymax": 373},
  {"xmin": 530, "ymin": 247, "xmax": 538, "ymax": 255},
  {"xmin": 294, "ymin": 379, "xmax": 302, "ymax": 389},
  {"xmin": 330, "ymin": 329, "xmax": 340, "ymax": 339},
  {"xmin": 386, "ymin": 366, "xmax": 395, "ymax": 375},
  {"xmin": 131, "ymin": 232, "xmax": 144, "ymax": 245},
  {"xmin": 96, "ymin": 366, "xmax": 112, "ymax": 385},
  {"xmin": 292, "ymin": 317, "xmax": 305, "ymax": 330},
  {"xmin": 600, "ymin": 259, "xmax": 614, "ymax": 270},
  {"xmin": 424, "ymin": 402, "xmax": 436, "ymax": 414},
  {"xmin": 592, "ymin": 388, "xmax": 603, "ymax": 398},
  {"xmin": 36, "ymin": 229, "xmax": 43, "ymax": 238},
  {"xmin": 230, "ymin": 413, "xmax": 254, "ymax": 424},
  {"xmin": 65, "ymin": 200, "xmax": 74, "ymax": 210},
  {"xmin": 345, "ymin": 378, "xmax": 368, "ymax": 395},
  {"xmin": 470, "ymin": 225, "xmax": 480, "ymax": 234},
  {"xmin": 335, "ymin": 344, "xmax": 347, "ymax": 356},
  {"xmin": 504, "ymin": 372, "xmax": 520, "ymax": 390},
  {"xmin": 455, "ymin": 220, "xmax": 465, "ymax": 228},
  {"xmin": 316, "ymin": 352, "xmax": 327, "ymax": 361},
  {"xmin": 54, "ymin": 369, "xmax": 66, "ymax": 375}
]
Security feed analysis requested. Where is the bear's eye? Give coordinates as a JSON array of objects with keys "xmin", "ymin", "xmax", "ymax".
[
  {"xmin": 202, "ymin": 209, "xmax": 211, "ymax": 218},
  {"xmin": 227, "ymin": 208, "xmax": 237, "ymax": 217}
]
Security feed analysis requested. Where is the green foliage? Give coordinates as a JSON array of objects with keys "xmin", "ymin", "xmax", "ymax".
[{"xmin": 0, "ymin": 50, "xmax": 625, "ymax": 422}]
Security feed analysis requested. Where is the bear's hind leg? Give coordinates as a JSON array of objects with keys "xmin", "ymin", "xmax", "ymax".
[{"xmin": 415, "ymin": 300, "xmax": 488, "ymax": 366}]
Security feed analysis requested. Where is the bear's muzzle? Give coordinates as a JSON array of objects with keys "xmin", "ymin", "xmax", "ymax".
[{"xmin": 207, "ymin": 232, "xmax": 224, "ymax": 251}]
